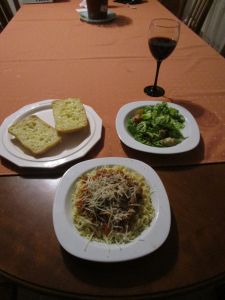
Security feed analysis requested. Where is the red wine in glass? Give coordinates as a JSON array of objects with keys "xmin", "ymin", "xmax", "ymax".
[{"xmin": 144, "ymin": 19, "xmax": 180, "ymax": 97}]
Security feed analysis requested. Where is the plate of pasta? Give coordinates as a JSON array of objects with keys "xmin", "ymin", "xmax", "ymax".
[{"xmin": 53, "ymin": 157, "xmax": 170, "ymax": 262}]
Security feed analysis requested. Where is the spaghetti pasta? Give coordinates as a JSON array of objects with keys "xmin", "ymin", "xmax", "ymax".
[{"xmin": 71, "ymin": 165, "xmax": 155, "ymax": 244}]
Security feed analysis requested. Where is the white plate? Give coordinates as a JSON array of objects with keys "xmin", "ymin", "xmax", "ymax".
[
  {"xmin": 53, "ymin": 157, "xmax": 170, "ymax": 262},
  {"xmin": 0, "ymin": 99, "xmax": 102, "ymax": 168},
  {"xmin": 116, "ymin": 101, "xmax": 200, "ymax": 154}
]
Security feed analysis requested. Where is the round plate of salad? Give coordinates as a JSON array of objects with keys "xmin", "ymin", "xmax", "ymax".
[{"xmin": 115, "ymin": 101, "xmax": 200, "ymax": 154}]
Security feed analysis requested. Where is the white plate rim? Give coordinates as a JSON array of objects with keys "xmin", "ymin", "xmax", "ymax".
[
  {"xmin": 53, "ymin": 157, "xmax": 171, "ymax": 262},
  {"xmin": 115, "ymin": 100, "xmax": 200, "ymax": 154},
  {"xmin": 0, "ymin": 99, "xmax": 102, "ymax": 168}
]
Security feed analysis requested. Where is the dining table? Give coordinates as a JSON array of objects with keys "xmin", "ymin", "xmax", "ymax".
[{"xmin": 0, "ymin": 0, "xmax": 225, "ymax": 299}]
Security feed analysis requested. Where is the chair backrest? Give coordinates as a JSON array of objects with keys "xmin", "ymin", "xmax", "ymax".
[
  {"xmin": 13, "ymin": 0, "xmax": 21, "ymax": 11},
  {"xmin": 159, "ymin": 0, "xmax": 187, "ymax": 18},
  {"xmin": 0, "ymin": 0, "xmax": 20, "ymax": 32},
  {"xmin": 183, "ymin": 0, "xmax": 214, "ymax": 34}
]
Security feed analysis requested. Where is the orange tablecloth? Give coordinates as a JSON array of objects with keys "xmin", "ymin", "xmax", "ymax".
[{"xmin": 0, "ymin": 0, "xmax": 225, "ymax": 175}]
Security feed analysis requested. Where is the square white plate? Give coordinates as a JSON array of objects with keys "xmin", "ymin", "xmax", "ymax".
[{"xmin": 53, "ymin": 157, "xmax": 170, "ymax": 262}]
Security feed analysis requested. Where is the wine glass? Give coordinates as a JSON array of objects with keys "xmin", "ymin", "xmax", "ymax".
[{"xmin": 144, "ymin": 18, "xmax": 180, "ymax": 97}]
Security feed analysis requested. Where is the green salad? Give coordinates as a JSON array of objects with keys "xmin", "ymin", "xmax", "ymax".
[{"xmin": 126, "ymin": 102, "xmax": 186, "ymax": 147}]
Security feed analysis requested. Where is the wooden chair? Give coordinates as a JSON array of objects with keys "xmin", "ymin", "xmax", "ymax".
[
  {"xmin": 0, "ymin": 0, "xmax": 20, "ymax": 32},
  {"xmin": 159, "ymin": 0, "xmax": 187, "ymax": 18},
  {"xmin": 160, "ymin": 0, "xmax": 214, "ymax": 35},
  {"xmin": 183, "ymin": 0, "xmax": 214, "ymax": 34},
  {"xmin": 13, "ymin": 0, "xmax": 21, "ymax": 11}
]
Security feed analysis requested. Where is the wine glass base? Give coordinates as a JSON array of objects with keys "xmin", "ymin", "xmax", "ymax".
[{"xmin": 144, "ymin": 85, "xmax": 165, "ymax": 97}]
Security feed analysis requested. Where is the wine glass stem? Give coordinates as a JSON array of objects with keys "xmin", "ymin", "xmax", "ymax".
[{"xmin": 153, "ymin": 60, "xmax": 162, "ymax": 89}]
